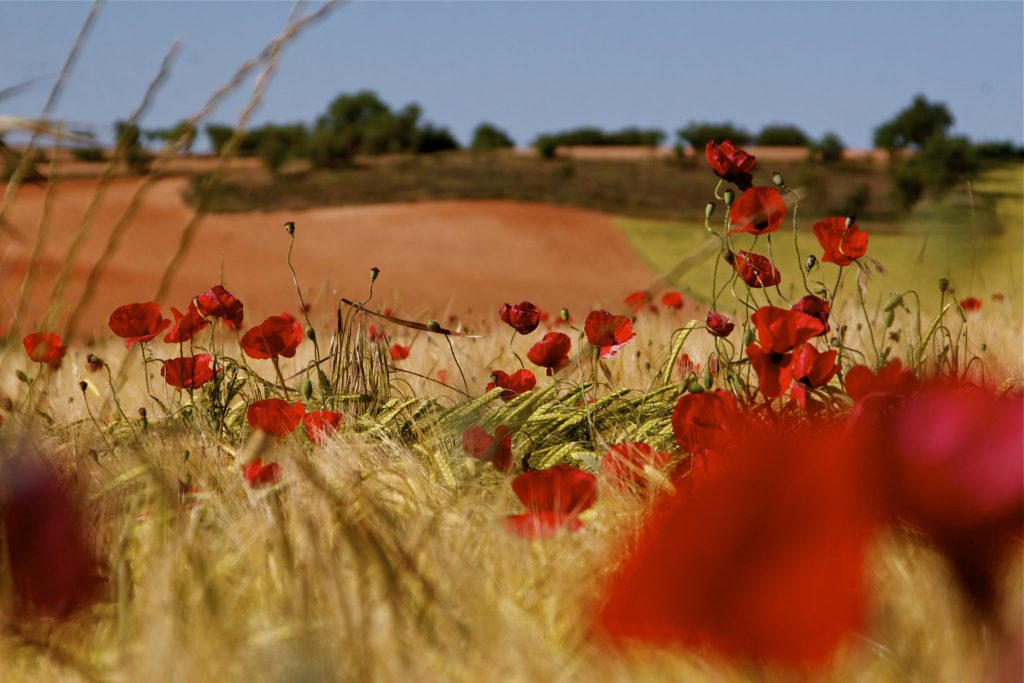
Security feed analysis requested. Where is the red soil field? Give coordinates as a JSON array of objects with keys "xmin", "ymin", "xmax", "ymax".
[{"xmin": 1, "ymin": 177, "xmax": 653, "ymax": 337}]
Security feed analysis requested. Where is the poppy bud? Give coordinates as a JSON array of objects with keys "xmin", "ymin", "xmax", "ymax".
[
  {"xmin": 723, "ymin": 189, "xmax": 735, "ymax": 207},
  {"xmin": 86, "ymin": 353, "xmax": 104, "ymax": 371},
  {"xmin": 883, "ymin": 294, "xmax": 904, "ymax": 312},
  {"xmin": 560, "ymin": 308, "xmax": 570, "ymax": 323},
  {"xmin": 722, "ymin": 249, "xmax": 735, "ymax": 265},
  {"xmin": 78, "ymin": 381, "xmax": 88, "ymax": 393},
  {"xmin": 980, "ymin": 342, "xmax": 987, "ymax": 351},
  {"xmin": 305, "ymin": 326, "xmax": 316, "ymax": 341},
  {"xmin": 0, "ymin": 397, "xmax": 12, "ymax": 411},
  {"xmin": 370, "ymin": 267, "xmax": 380, "ymax": 282},
  {"xmin": 882, "ymin": 308, "xmax": 895, "ymax": 328},
  {"xmin": 16, "ymin": 370, "xmax": 29, "ymax": 383},
  {"xmin": 705, "ymin": 202, "xmax": 715, "ymax": 220},
  {"xmin": 686, "ymin": 377, "xmax": 705, "ymax": 394},
  {"xmin": 845, "ymin": 215, "xmax": 856, "ymax": 229},
  {"xmin": 743, "ymin": 327, "xmax": 755, "ymax": 346},
  {"xmin": 805, "ymin": 255, "xmax": 817, "ymax": 272},
  {"xmin": 938, "ymin": 277, "xmax": 950, "ymax": 293},
  {"xmin": 284, "ymin": 221, "xmax": 295, "ymax": 236},
  {"xmin": 427, "ymin": 320, "xmax": 442, "ymax": 332},
  {"xmin": 772, "ymin": 172, "xmax": 785, "ymax": 187},
  {"xmin": 318, "ymin": 369, "xmax": 331, "ymax": 392},
  {"xmin": 138, "ymin": 407, "xmax": 147, "ymax": 429},
  {"xmin": 829, "ymin": 338, "xmax": 841, "ymax": 347},
  {"xmin": 702, "ymin": 365, "xmax": 713, "ymax": 389},
  {"xmin": 301, "ymin": 379, "xmax": 313, "ymax": 400}
]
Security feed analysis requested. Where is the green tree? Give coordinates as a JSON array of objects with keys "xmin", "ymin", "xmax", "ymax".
[
  {"xmin": 471, "ymin": 123, "xmax": 515, "ymax": 152},
  {"xmin": 206, "ymin": 124, "xmax": 235, "ymax": 155},
  {"xmin": 114, "ymin": 120, "xmax": 152, "ymax": 173},
  {"xmin": 755, "ymin": 124, "xmax": 809, "ymax": 147},
  {"xmin": 873, "ymin": 95, "xmax": 954, "ymax": 150},
  {"xmin": 813, "ymin": 132, "xmax": 845, "ymax": 164},
  {"xmin": 676, "ymin": 121, "xmax": 752, "ymax": 148}
]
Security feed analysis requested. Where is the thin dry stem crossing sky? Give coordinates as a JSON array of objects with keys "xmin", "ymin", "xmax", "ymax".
[{"xmin": 1, "ymin": 1, "xmax": 1022, "ymax": 148}]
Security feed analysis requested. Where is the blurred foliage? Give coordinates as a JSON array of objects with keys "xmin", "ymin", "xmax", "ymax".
[
  {"xmin": 754, "ymin": 124, "xmax": 810, "ymax": 147},
  {"xmin": 676, "ymin": 121, "xmax": 752, "ymax": 148},
  {"xmin": 471, "ymin": 123, "xmax": 515, "ymax": 152}
]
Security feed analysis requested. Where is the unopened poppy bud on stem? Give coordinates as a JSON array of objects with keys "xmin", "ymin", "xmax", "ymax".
[
  {"xmin": 845, "ymin": 215, "xmax": 856, "ymax": 229},
  {"xmin": 301, "ymin": 379, "xmax": 313, "ymax": 400},
  {"xmin": 16, "ymin": 370, "xmax": 29, "ymax": 383},
  {"xmin": 805, "ymin": 255, "xmax": 817, "ymax": 272},
  {"xmin": 370, "ymin": 267, "xmax": 380, "ymax": 282},
  {"xmin": 78, "ymin": 381, "xmax": 88, "ymax": 393},
  {"xmin": 427, "ymin": 320, "xmax": 442, "ymax": 332},
  {"xmin": 560, "ymin": 307, "xmax": 570, "ymax": 323},
  {"xmin": 284, "ymin": 221, "xmax": 295, "ymax": 236},
  {"xmin": 772, "ymin": 172, "xmax": 785, "ymax": 187},
  {"xmin": 938, "ymin": 277, "xmax": 949, "ymax": 293},
  {"xmin": 723, "ymin": 189, "xmax": 735, "ymax": 207},
  {"xmin": 305, "ymin": 326, "xmax": 316, "ymax": 341},
  {"xmin": 705, "ymin": 202, "xmax": 715, "ymax": 220}
]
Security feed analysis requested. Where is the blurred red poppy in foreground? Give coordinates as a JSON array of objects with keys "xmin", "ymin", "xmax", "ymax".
[
  {"xmin": 243, "ymin": 458, "xmax": 282, "ymax": 488},
  {"xmin": 584, "ymin": 310, "xmax": 636, "ymax": 359},
  {"xmin": 671, "ymin": 391, "xmax": 739, "ymax": 456},
  {"xmin": 625, "ymin": 290, "xmax": 655, "ymax": 313},
  {"xmin": 705, "ymin": 310, "xmax": 734, "ymax": 338},
  {"xmin": 390, "ymin": 344, "xmax": 410, "ymax": 360},
  {"xmin": 302, "ymin": 410, "xmax": 344, "ymax": 446},
  {"xmin": 164, "ymin": 302, "xmax": 210, "ymax": 343},
  {"xmin": 195, "ymin": 285, "xmax": 244, "ymax": 329},
  {"xmin": 959, "ymin": 297, "xmax": 982, "ymax": 312},
  {"xmin": 845, "ymin": 359, "xmax": 919, "ymax": 410},
  {"xmin": 661, "ymin": 291, "xmax": 684, "ymax": 309},
  {"xmin": 246, "ymin": 399, "xmax": 305, "ymax": 437},
  {"xmin": 161, "ymin": 354, "xmax": 215, "ymax": 389},
  {"xmin": 599, "ymin": 417, "xmax": 883, "ymax": 667},
  {"xmin": 731, "ymin": 251, "xmax": 781, "ymax": 288},
  {"xmin": 462, "ymin": 424, "xmax": 514, "ymax": 473},
  {"xmin": 0, "ymin": 459, "xmax": 102, "ymax": 618},
  {"xmin": 487, "ymin": 369, "xmax": 537, "ymax": 401},
  {"xmin": 241, "ymin": 314, "xmax": 302, "ymax": 360},
  {"xmin": 705, "ymin": 139, "xmax": 755, "ymax": 190},
  {"xmin": 500, "ymin": 301, "xmax": 542, "ymax": 335},
  {"xmin": 728, "ymin": 187, "xmax": 787, "ymax": 236},
  {"xmin": 22, "ymin": 331, "xmax": 67, "ymax": 369},
  {"xmin": 506, "ymin": 464, "xmax": 598, "ymax": 539},
  {"xmin": 527, "ymin": 331, "xmax": 572, "ymax": 375},
  {"xmin": 108, "ymin": 301, "xmax": 171, "ymax": 348},
  {"xmin": 812, "ymin": 217, "xmax": 869, "ymax": 266},
  {"xmin": 602, "ymin": 442, "xmax": 672, "ymax": 490}
]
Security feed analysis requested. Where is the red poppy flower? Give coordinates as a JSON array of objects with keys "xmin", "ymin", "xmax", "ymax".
[
  {"xmin": 499, "ymin": 301, "xmax": 542, "ymax": 335},
  {"xmin": 789, "ymin": 344, "xmax": 839, "ymax": 408},
  {"xmin": 486, "ymin": 369, "xmax": 537, "ymax": 401},
  {"xmin": 728, "ymin": 187, "xmax": 787, "ymax": 236},
  {"xmin": 751, "ymin": 306, "xmax": 826, "ymax": 354},
  {"xmin": 22, "ymin": 332, "xmax": 67, "ymax": 369},
  {"xmin": 705, "ymin": 139, "xmax": 755, "ymax": 190},
  {"xmin": 661, "ymin": 291, "xmax": 684, "ymax": 309},
  {"xmin": 243, "ymin": 458, "xmax": 282, "ymax": 488},
  {"xmin": 959, "ymin": 297, "xmax": 982, "ymax": 312},
  {"xmin": 845, "ymin": 359, "xmax": 919, "ymax": 405},
  {"xmin": 368, "ymin": 324, "xmax": 384, "ymax": 341},
  {"xmin": 437, "ymin": 369, "xmax": 449, "ymax": 383},
  {"xmin": 246, "ymin": 399, "xmax": 305, "ymax": 438},
  {"xmin": 0, "ymin": 460, "xmax": 102, "ymax": 618},
  {"xmin": 812, "ymin": 217, "xmax": 869, "ymax": 267},
  {"xmin": 506, "ymin": 464, "xmax": 598, "ymax": 538},
  {"xmin": 671, "ymin": 390, "xmax": 739, "ymax": 455},
  {"xmin": 887, "ymin": 386, "xmax": 1023, "ymax": 606},
  {"xmin": 390, "ymin": 344, "xmax": 410, "ymax": 360},
  {"xmin": 732, "ymin": 251, "xmax": 781, "ymax": 289},
  {"xmin": 584, "ymin": 310, "xmax": 636, "ymax": 359},
  {"xmin": 240, "ymin": 314, "xmax": 302, "ymax": 360},
  {"xmin": 705, "ymin": 310, "xmax": 734, "ymax": 338},
  {"xmin": 598, "ymin": 417, "xmax": 883, "ymax": 667},
  {"xmin": 625, "ymin": 290, "xmax": 655, "ymax": 314},
  {"xmin": 303, "ymin": 410, "xmax": 344, "ymax": 446},
  {"xmin": 602, "ymin": 442, "xmax": 672, "ymax": 490},
  {"xmin": 527, "ymin": 332, "xmax": 571, "ymax": 375},
  {"xmin": 676, "ymin": 353, "xmax": 700, "ymax": 377},
  {"xmin": 108, "ymin": 301, "xmax": 171, "ymax": 348},
  {"xmin": 791, "ymin": 295, "xmax": 831, "ymax": 335},
  {"xmin": 747, "ymin": 343, "xmax": 794, "ymax": 399},
  {"xmin": 462, "ymin": 424, "xmax": 514, "ymax": 473},
  {"xmin": 161, "ymin": 354, "xmax": 214, "ymax": 389},
  {"xmin": 164, "ymin": 302, "xmax": 209, "ymax": 343},
  {"xmin": 195, "ymin": 285, "xmax": 244, "ymax": 329}
]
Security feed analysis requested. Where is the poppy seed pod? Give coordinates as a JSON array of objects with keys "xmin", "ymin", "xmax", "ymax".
[
  {"xmin": 705, "ymin": 202, "xmax": 715, "ymax": 220},
  {"xmin": 939, "ymin": 277, "xmax": 950, "ymax": 293},
  {"xmin": 772, "ymin": 172, "xmax": 785, "ymax": 187},
  {"xmin": 723, "ymin": 189, "xmax": 735, "ymax": 207},
  {"xmin": 284, "ymin": 221, "xmax": 295, "ymax": 236}
]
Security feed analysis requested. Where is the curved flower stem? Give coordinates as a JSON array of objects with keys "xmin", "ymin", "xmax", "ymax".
[
  {"xmin": 286, "ymin": 230, "xmax": 321, "ymax": 365},
  {"xmin": 270, "ymin": 356, "xmax": 289, "ymax": 396},
  {"xmin": 786, "ymin": 187, "xmax": 813, "ymax": 296},
  {"xmin": 445, "ymin": 336, "xmax": 469, "ymax": 395}
]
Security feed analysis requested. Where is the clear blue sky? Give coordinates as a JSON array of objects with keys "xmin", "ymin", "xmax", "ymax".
[{"xmin": 2, "ymin": 1, "xmax": 1022, "ymax": 149}]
